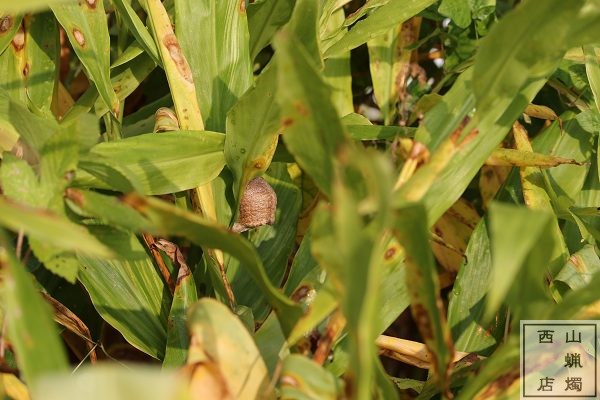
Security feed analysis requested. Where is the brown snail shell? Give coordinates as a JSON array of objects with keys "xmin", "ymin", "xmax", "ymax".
[{"xmin": 231, "ymin": 177, "xmax": 277, "ymax": 233}]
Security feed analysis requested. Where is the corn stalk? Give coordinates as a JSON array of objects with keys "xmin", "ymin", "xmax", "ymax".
[{"xmin": 143, "ymin": 0, "xmax": 234, "ymax": 308}]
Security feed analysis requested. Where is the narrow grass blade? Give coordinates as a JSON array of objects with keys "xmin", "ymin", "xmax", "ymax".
[
  {"xmin": 273, "ymin": 29, "xmax": 347, "ymax": 198},
  {"xmin": 174, "ymin": 0, "xmax": 253, "ymax": 132},
  {"xmin": 25, "ymin": 12, "xmax": 59, "ymax": 114},
  {"xmin": 0, "ymin": 232, "xmax": 68, "ymax": 387},
  {"xmin": 393, "ymin": 203, "xmax": 454, "ymax": 396},
  {"xmin": 112, "ymin": 0, "xmax": 161, "ymax": 65},
  {"xmin": 247, "ymin": 0, "xmax": 294, "ymax": 60},
  {"xmin": 52, "ymin": 1, "xmax": 119, "ymax": 115},
  {"xmin": 324, "ymin": 0, "xmax": 436, "ymax": 58}
]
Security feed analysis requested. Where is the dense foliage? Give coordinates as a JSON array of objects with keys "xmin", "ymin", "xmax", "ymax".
[{"xmin": 0, "ymin": 0, "xmax": 599, "ymax": 398}]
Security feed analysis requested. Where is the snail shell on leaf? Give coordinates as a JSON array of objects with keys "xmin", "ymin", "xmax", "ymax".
[{"xmin": 231, "ymin": 177, "xmax": 277, "ymax": 233}]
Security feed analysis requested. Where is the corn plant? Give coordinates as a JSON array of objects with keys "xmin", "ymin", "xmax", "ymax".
[{"xmin": 0, "ymin": 0, "xmax": 599, "ymax": 398}]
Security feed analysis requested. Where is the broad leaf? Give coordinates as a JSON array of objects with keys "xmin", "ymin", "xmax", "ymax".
[{"xmin": 82, "ymin": 131, "xmax": 225, "ymax": 195}]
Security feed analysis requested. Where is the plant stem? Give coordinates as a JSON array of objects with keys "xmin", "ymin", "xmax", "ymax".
[{"xmin": 143, "ymin": 0, "xmax": 235, "ymax": 308}]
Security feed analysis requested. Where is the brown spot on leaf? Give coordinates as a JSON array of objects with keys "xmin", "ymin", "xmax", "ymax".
[
  {"xmin": 64, "ymin": 170, "xmax": 75, "ymax": 182},
  {"xmin": 280, "ymin": 375, "xmax": 299, "ymax": 387},
  {"xmin": 11, "ymin": 26, "xmax": 24, "ymax": 51},
  {"xmin": 163, "ymin": 34, "xmax": 193, "ymax": 84},
  {"xmin": 121, "ymin": 193, "xmax": 148, "ymax": 213},
  {"xmin": 22, "ymin": 63, "xmax": 29, "ymax": 77},
  {"xmin": 293, "ymin": 101, "xmax": 309, "ymax": 117},
  {"xmin": 282, "ymin": 117, "xmax": 294, "ymax": 128},
  {"xmin": 477, "ymin": 370, "xmax": 519, "ymax": 398},
  {"xmin": 384, "ymin": 246, "xmax": 397, "ymax": 260},
  {"xmin": 84, "ymin": 0, "xmax": 97, "ymax": 9},
  {"xmin": 253, "ymin": 159, "xmax": 264, "ymax": 170},
  {"xmin": 570, "ymin": 254, "xmax": 585, "ymax": 273},
  {"xmin": 0, "ymin": 16, "xmax": 13, "ymax": 34},
  {"xmin": 72, "ymin": 28, "xmax": 86, "ymax": 47},
  {"xmin": 239, "ymin": 0, "xmax": 246, "ymax": 13},
  {"xmin": 64, "ymin": 188, "xmax": 85, "ymax": 206}
]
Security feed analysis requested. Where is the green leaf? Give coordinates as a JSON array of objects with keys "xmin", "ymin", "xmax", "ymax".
[
  {"xmin": 367, "ymin": 23, "xmax": 403, "ymax": 125},
  {"xmin": 393, "ymin": 202, "xmax": 454, "ymax": 393},
  {"xmin": 175, "ymin": 0, "xmax": 253, "ymax": 132},
  {"xmin": 404, "ymin": 75, "xmax": 544, "ymax": 223},
  {"xmin": 163, "ymin": 261, "xmax": 197, "ymax": 368},
  {"xmin": 311, "ymin": 147, "xmax": 396, "ymax": 398},
  {"xmin": 0, "ymin": 89, "xmax": 56, "ymax": 153},
  {"xmin": 287, "ymin": 0, "xmax": 321, "ymax": 68},
  {"xmin": 0, "ymin": 154, "xmax": 41, "ymax": 207},
  {"xmin": 93, "ymin": 52, "xmax": 157, "ymax": 117},
  {"xmin": 247, "ymin": 0, "xmax": 295, "ymax": 60},
  {"xmin": 0, "ymin": 14, "xmax": 23, "ymax": 56},
  {"xmin": 560, "ymin": 131, "xmax": 600, "ymax": 250},
  {"xmin": 121, "ymin": 194, "xmax": 303, "ymax": 335},
  {"xmin": 533, "ymin": 113, "xmax": 595, "ymax": 200},
  {"xmin": 287, "ymin": 280, "xmax": 337, "ymax": 345},
  {"xmin": 33, "ymin": 365, "xmax": 185, "ymax": 400},
  {"xmin": 341, "ymin": 0, "xmax": 390, "ymax": 27},
  {"xmin": 78, "ymin": 227, "xmax": 169, "ymax": 359},
  {"xmin": 347, "ymin": 125, "xmax": 414, "ymax": 140},
  {"xmin": 584, "ymin": 45, "xmax": 600, "ymax": 112},
  {"xmin": 323, "ymin": 0, "xmax": 436, "ymax": 58},
  {"xmin": 283, "ymin": 232, "xmax": 320, "ymax": 297},
  {"xmin": 553, "ymin": 244, "xmax": 600, "ymax": 293},
  {"xmin": 112, "ymin": 0, "xmax": 161, "ymax": 65},
  {"xmin": 0, "ymin": 196, "xmax": 112, "ymax": 258},
  {"xmin": 413, "ymin": 69, "xmax": 474, "ymax": 151},
  {"xmin": 187, "ymin": 298, "xmax": 269, "ymax": 397},
  {"xmin": 0, "ymin": 0, "xmax": 72, "ymax": 14},
  {"xmin": 455, "ymin": 338, "xmax": 520, "ymax": 400},
  {"xmin": 25, "ymin": 12, "xmax": 59, "ymax": 115},
  {"xmin": 111, "ymin": 41, "xmax": 145, "ymax": 69},
  {"xmin": 39, "ymin": 123, "xmax": 79, "ymax": 206},
  {"xmin": 274, "ymin": 29, "xmax": 347, "ymax": 198},
  {"xmin": 473, "ymin": 0, "xmax": 598, "ymax": 115},
  {"xmin": 438, "ymin": 0, "xmax": 471, "ymax": 28},
  {"xmin": 0, "ymin": 231, "xmax": 69, "ymax": 387},
  {"xmin": 64, "ymin": 189, "xmax": 151, "ymax": 231},
  {"xmin": 374, "ymin": 239, "xmax": 410, "ymax": 334},
  {"xmin": 486, "ymin": 202, "xmax": 556, "ymax": 321},
  {"xmin": 550, "ymin": 266, "xmax": 600, "ymax": 319},
  {"xmin": 279, "ymin": 354, "xmax": 339, "ymax": 399},
  {"xmin": 225, "ymin": 66, "xmax": 280, "ymax": 206},
  {"xmin": 84, "ymin": 131, "xmax": 225, "ymax": 195},
  {"xmin": 447, "ymin": 218, "xmax": 504, "ymax": 355},
  {"xmin": 255, "ymin": 312, "xmax": 288, "ymax": 375},
  {"xmin": 52, "ymin": 1, "xmax": 119, "ymax": 115},
  {"xmin": 0, "ymin": 25, "xmax": 27, "ymax": 104},
  {"xmin": 323, "ymin": 7, "xmax": 353, "ymax": 116},
  {"xmin": 411, "ymin": 3, "xmax": 600, "ymax": 224}
]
